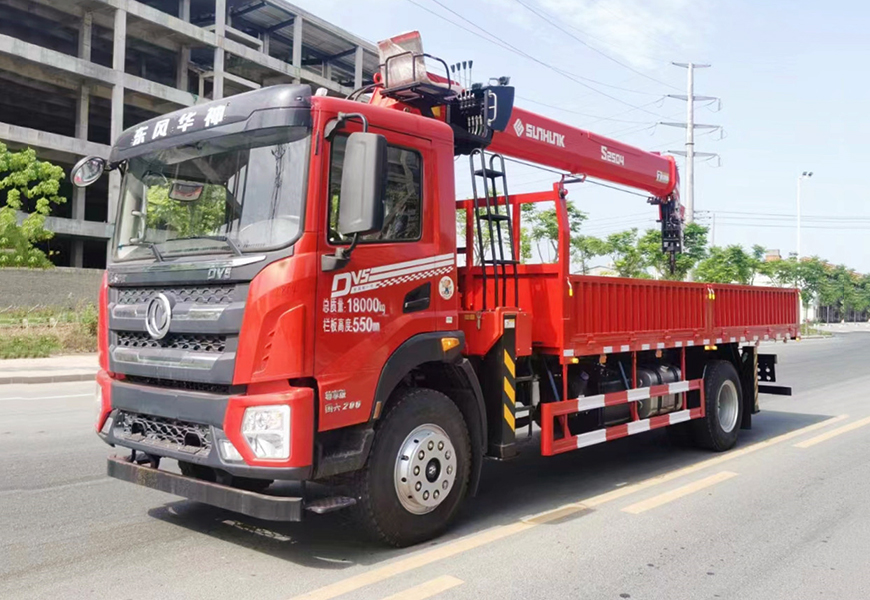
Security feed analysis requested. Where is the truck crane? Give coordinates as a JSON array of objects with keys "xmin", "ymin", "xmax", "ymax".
[{"xmin": 71, "ymin": 31, "xmax": 797, "ymax": 547}]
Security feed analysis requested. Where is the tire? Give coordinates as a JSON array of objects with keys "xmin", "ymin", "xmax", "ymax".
[
  {"xmin": 691, "ymin": 360, "xmax": 743, "ymax": 451},
  {"xmin": 352, "ymin": 387, "xmax": 472, "ymax": 547}
]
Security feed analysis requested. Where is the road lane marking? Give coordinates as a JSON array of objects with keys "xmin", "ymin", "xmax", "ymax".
[
  {"xmin": 622, "ymin": 471, "xmax": 738, "ymax": 514},
  {"xmin": 794, "ymin": 415, "xmax": 870, "ymax": 448},
  {"xmin": 289, "ymin": 524, "xmax": 532, "ymax": 600},
  {"xmin": 379, "ymin": 576, "xmax": 463, "ymax": 600},
  {"xmin": 288, "ymin": 414, "xmax": 847, "ymax": 600}
]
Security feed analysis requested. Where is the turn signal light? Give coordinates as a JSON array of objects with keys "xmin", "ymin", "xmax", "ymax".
[{"xmin": 441, "ymin": 337, "xmax": 461, "ymax": 352}]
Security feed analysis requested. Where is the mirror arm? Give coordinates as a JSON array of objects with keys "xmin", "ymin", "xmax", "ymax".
[
  {"xmin": 321, "ymin": 233, "xmax": 360, "ymax": 273},
  {"xmin": 324, "ymin": 112, "xmax": 370, "ymax": 141}
]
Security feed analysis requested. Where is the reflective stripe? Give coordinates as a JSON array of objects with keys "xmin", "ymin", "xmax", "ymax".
[
  {"xmin": 669, "ymin": 409, "xmax": 692, "ymax": 424},
  {"xmin": 504, "ymin": 350, "xmax": 515, "ymax": 377},
  {"xmin": 504, "ymin": 379, "xmax": 515, "ymax": 404},
  {"xmin": 575, "ymin": 429, "xmax": 607, "ymax": 449},
  {"xmin": 503, "ymin": 404, "xmax": 515, "ymax": 430}
]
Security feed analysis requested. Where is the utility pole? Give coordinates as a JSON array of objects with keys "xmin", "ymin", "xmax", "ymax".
[
  {"xmin": 660, "ymin": 63, "xmax": 719, "ymax": 224},
  {"xmin": 797, "ymin": 171, "xmax": 813, "ymax": 259}
]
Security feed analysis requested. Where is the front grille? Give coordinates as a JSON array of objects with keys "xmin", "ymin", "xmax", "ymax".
[
  {"xmin": 116, "ymin": 285, "xmax": 235, "ymax": 305},
  {"xmin": 116, "ymin": 331, "xmax": 227, "ymax": 353},
  {"xmin": 116, "ymin": 411, "xmax": 212, "ymax": 455},
  {"xmin": 123, "ymin": 375, "xmax": 234, "ymax": 395}
]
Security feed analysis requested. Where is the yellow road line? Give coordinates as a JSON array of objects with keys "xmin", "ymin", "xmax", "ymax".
[
  {"xmin": 794, "ymin": 415, "xmax": 870, "ymax": 448},
  {"xmin": 289, "ymin": 523, "xmax": 532, "ymax": 600},
  {"xmin": 288, "ymin": 414, "xmax": 847, "ymax": 600},
  {"xmin": 379, "ymin": 576, "xmax": 463, "ymax": 600},
  {"xmin": 622, "ymin": 471, "xmax": 738, "ymax": 514}
]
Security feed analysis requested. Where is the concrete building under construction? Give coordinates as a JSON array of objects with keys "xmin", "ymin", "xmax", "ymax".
[{"xmin": 0, "ymin": 0, "xmax": 378, "ymax": 268}]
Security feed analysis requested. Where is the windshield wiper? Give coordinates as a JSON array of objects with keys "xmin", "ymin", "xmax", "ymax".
[
  {"xmin": 120, "ymin": 240, "xmax": 164, "ymax": 262},
  {"xmin": 181, "ymin": 235, "xmax": 242, "ymax": 256}
]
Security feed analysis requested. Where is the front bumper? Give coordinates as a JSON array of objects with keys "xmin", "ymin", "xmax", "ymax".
[
  {"xmin": 107, "ymin": 455, "xmax": 303, "ymax": 521},
  {"xmin": 98, "ymin": 375, "xmax": 314, "ymax": 480}
]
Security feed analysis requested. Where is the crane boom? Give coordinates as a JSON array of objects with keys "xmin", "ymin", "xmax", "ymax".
[
  {"xmin": 489, "ymin": 107, "xmax": 678, "ymax": 200},
  {"xmin": 370, "ymin": 30, "xmax": 683, "ymax": 266}
]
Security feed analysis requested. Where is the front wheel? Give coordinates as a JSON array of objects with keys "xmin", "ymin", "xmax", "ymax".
[
  {"xmin": 353, "ymin": 387, "xmax": 471, "ymax": 547},
  {"xmin": 691, "ymin": 360, "xmax": 744, "ymax": 451}
]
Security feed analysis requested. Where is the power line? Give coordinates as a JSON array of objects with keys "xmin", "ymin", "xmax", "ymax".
[
  {"xmin": 411, "ymin": 0, "xmax": 666, "ymax": 116},
  {"xmin": 699, "ymin": 210, "xmax": 870, "ymax": 222},
  {"xmin": 517, "ymin": 96, "xmax": 662, "ymax": 121},
  {"xmin": 501, "ymin": 156, "xmax": 651, "ymax": 198},
  {"xmin": 510, "ymin": 0, "xmax": 681, "ymax": 91}
]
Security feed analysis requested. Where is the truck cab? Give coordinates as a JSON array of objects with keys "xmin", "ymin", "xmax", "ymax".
[{"xmin": 83, "ymin": 84, "xmax": 484, "ymax": 545}]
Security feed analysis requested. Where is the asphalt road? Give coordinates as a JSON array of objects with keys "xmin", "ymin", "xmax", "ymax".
[{"xmin": 3, "ymin": 334, "xmax": 870, "ymax": 600}]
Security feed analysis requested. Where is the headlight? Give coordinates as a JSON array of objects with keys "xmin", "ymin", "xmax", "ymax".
[{"xmin": 242, "ymin": 405, "xmax": 290, "ymax": 460}]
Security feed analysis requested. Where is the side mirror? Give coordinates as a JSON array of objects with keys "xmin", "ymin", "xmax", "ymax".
[
  {"xmin": 71, "ymin": 156, "xmax": 107, "ymax": 188},
  {"xmin": 337, "ymin": 132, "xmax": 387, "ymax": 236}
]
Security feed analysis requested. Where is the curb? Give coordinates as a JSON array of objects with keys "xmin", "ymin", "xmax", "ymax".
[{"xmin": 0, "ymin": 372, "xmax": 97, "ymax": 385}]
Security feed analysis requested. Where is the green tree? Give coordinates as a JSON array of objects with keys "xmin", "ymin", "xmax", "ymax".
[
  {"xmin": 145, "ymin": 183, "xmax": 227, "ymax": 238},
  {"xmin": 638, "ymin": 222, "xmax": 709, "ymax": 280},
  {"xmin": 694, "ymin": 245, "xmax": 759, "ymax": 284},
  {"xmin": 0, "ymin": 143, "xmax": 66, "ymax": 268},
  {"xmin": 604, "ymin": 228, "xmax": 648, "ymax": 278},
  {"xmin": 571, "ymin": 234, "xmax": 608, "ymax": 275},
  {"xmin": 528, "ymin": 202, "xmax": 586, "ymax": 262}
]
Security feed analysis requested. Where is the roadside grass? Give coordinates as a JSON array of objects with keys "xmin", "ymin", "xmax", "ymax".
[
  {"xmin": 801, "ymin": 322, "xmax": 833, "ymax": 337},
  {"xmin": 0, "ymin": 303, "xmax": 98, "ymax": 358}
]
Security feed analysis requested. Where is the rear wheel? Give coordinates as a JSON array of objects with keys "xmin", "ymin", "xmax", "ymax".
[
  {"xmin": 691, "ymin": 360, "xmax": 743, "ymax": 451},
  {"xmin": 352, "ymin": 387, "xmax": 471, "ymax": 547}
]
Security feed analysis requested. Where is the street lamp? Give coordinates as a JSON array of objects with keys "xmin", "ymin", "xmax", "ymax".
[{"xmin": 797, "ymin": 171, "xmax": 813, "ymax": 259}]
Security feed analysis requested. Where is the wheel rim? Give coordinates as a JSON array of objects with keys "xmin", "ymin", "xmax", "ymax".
[
  {"xmin": 716, "ymin": 379, "xmax": 739, "ymax": 433},
  {"xmin": 394, "ymin": 424, "xmax": 457, "ymax": 515}
]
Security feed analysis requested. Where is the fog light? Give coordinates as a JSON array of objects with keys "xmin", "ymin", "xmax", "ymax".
[
  {"xmin": 219, "ymin": 439, "xmax": 244, "ymax": 462},
  {"xmin": 242, "ymin": 405, "xmax": 290, "ymax": 460}
]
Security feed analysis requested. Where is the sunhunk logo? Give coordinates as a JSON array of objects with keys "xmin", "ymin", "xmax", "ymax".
[
  {"xmin": 513, "ymin": 118, "xmax": 525, "ymax": 137},
  {"xmin": 600, "ymin": 145, "xmax": 625, "ymax": 166},
  {"xmin": 513, "ymin": 118, "xmax": 565, "ymax": 147}
]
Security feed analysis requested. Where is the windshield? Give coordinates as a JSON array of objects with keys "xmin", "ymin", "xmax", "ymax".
[{"xmin": 113, "ymin": 127, "xmax": 310, "ymax": 261}]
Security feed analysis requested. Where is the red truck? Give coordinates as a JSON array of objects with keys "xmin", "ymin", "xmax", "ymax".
[{"xmin": 72, "ymin": 32, "xmax": 797, "ymax": 547}]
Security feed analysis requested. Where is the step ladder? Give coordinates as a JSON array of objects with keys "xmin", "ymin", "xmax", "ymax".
[{"xmin": 469, "ymin": 149, "xmax": 519, "ymax": 309}]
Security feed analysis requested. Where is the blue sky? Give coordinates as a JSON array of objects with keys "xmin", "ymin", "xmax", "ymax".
[{"xmin": 296, "ymin": 0, "xmax": 870, "ymax": 271}]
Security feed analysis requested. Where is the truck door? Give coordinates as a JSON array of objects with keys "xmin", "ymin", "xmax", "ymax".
[{"xmin": 314, "ymin": 126, "xmax": 450, "ymax": 431}]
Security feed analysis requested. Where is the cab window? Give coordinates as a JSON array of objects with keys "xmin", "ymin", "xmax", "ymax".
[{"xmin": 328, "ymin": 135, "xmax": 422, "ymax": 244}]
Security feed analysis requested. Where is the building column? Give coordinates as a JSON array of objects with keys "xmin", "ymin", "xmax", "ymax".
[
  {"xmin": 213, "ymin": 0, "xmax": 226, "ymax": 100},
  {"xmin": 292, "ymin": 16, "xmax": 303, "ymax": 84},
  {"xmin": 262, "ymin": 32, "xmax": 270, "ymax": 56},
  {"xmin": 71, "ymin": 240, "xmax": 84, "ymax": 268},
  {"xmin": 109, "ymin": 7, "xmax": 126, "ymax": 223},
  {"xmin": 354, "ymin": 45, "xmax": 363, "ymax": 90},
  {"xmin": 74, "ymin": 11, "xmax": 92, "ymax": 224},
  {"xmin": 177, "ymin": 0, "xmax": 191, "ymax": 92}
]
